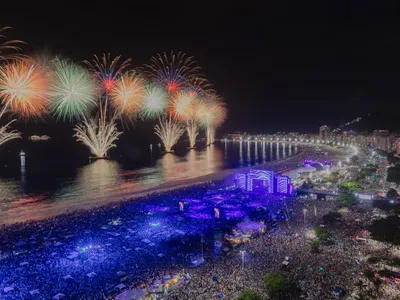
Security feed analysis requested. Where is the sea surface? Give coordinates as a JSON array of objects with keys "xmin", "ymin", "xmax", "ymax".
[{"xmin": 0, "ymin": 141, "xmax": 299, "ymax": 224}]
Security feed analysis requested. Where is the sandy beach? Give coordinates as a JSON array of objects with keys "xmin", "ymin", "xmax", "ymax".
[
  {"xmin": 0, "ymin": 144, "xmax": 350, "ymax": 225},
  {"xmin": 0, "ymin": 144, "xmax": 356, "ymax": 300}
]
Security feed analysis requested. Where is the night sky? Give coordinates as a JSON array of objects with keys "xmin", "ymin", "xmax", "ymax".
[{"xmin": 1, "ymin": 2, "xmax": 400, "ymax": 135}]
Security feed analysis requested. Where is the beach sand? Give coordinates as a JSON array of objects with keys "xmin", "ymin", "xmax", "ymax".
[{"xmin": 0, "ymin": 144, "xmax": 350, "ymax": 225}]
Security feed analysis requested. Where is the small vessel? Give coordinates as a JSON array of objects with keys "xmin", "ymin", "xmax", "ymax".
[{"xmin": 29, "ymin": 135, "xmax": 51, "ymax": 141}]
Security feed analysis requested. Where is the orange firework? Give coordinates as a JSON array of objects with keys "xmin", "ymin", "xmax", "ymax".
[
  {"xmin": 198, "ymin": 95, "xmax": 227, "ymax": 128},
  {"xmin": 166, "ymin": 80, "xmax": 180, "ymax": 94},
  {"xmin": 186, "ymin": 77, "xmax": 214, "ymax": 97},
  {"xmin": 0, "ymin": 60, "xmax": 50, "ymax": 118},
  {"xmin": 0, "ymin": 26, "xmax": 25, "ymax": 61},
  {"xmin": 109, "ymin": 72, "xmax": 145, "ymax": 116},
  {"xmin": 84, "ymin": 53, "xmax": 131, "ymax": 96},
  {"xmin": 171, "ymin": 90, "xmax": 195, "ymax": 120}
]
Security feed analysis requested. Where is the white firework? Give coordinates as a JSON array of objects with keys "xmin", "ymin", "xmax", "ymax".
[
  {"xmin": 50, "ymin": 57, "xmax": 97, "ymax": 121},
  {"xmin": 141, "ymin": 84, "xmax": 168, "ymax": 119},
  {"xmin": 154, "ymin": 116, "xmax": 185, "ymax": 152},
  {"xmin": 0, "ymin": 120, "xmax": 21, "ymax": 146},
  {"xmin": 186, "ymin": 118, "xmax": 199, "ymax": 148},
  {"xmin": 206, "ymin": 127, "xmax": 216, "ymax": 145},
  {"xmin": 74, "ymin": 118, "xmax": 122, "ymax": 158}
]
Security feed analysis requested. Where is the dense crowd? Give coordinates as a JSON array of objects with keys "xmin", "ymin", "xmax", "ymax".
[
  {"xmin": 0, "ymin": 145, "xmax": 359, "ymax": 299},
  {"xmin": 0, "ymin": 184, "xmax": 208, "ymax": 299},
  {"xmin": 1, "ymin": 188, "xmax": 389, "ymax": 299},
  {"xmin": 165, "ymin": 197, "xmax": 377, "ymax": 299},
  {"xmin": 0, "ymin": 179, "xmax": 299, "ymax": 299}
]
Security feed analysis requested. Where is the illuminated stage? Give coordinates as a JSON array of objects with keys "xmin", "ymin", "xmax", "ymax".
[{"xmin": 234, "ymin": 169, "xmax": 293, "ymax": 195}]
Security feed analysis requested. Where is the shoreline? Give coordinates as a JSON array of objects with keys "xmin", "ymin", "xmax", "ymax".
[
  {"xmin": 0, "ymin": 145, "xmax": 357, "ymax": 300},
  {"xmin": 0, "ymin": 144, "xmax": 349, "ymax": 226},
  {"xmin": 0, "ymin": 147, "xmax": 301, "ymax": 227}
]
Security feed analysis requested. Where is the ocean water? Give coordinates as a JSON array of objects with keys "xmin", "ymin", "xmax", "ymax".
[{"xmin": 0, "ymin": 141, "xmax": 298, "ymax": 223}]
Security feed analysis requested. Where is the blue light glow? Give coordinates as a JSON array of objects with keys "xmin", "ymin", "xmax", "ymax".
[{"xmin": 79, "ymin": 245, "xmax": 93, "ymax": 253}]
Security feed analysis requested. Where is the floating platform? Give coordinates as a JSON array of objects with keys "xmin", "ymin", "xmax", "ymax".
[
  {"xmin": 161, "ymin": 150, "xmax": 175, "ymax": 154},
  {"xmin": 89, "ymin": 156, "xmax": 111, "ymax": 161}
]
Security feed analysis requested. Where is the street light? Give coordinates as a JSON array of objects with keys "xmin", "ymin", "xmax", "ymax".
[
  {"xmin": 239, "ymin": 250, "xmax": 246, "ymax": 268},
  {"xmin": 303, "ymin": 208, "xmax": 307, "ymax": 223}
]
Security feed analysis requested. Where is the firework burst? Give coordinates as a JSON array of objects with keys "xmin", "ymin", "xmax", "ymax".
[
  {"xmin": 186, "ymin": 118, "xmax": 200, "ymax": 148},
  {"xmin": 84, "ymin": 53, "xmax": 131, "ymax": 95},
  {"xmin": 199, "ymin": 96, "xmax": 227, "ymax": 128},
  {"xmin": 74, "ymin": 118, "xmax": 122, "ymax": 158},
  {"xmin": 198, "ymin": 96, "xmax": 227, "ymax": 145},
  {"xmin": 171, "ymin": 90, "xmax": 194, "ymax": 120},
  {"xmin": 154, "ymin": 115, "xmax": 185, "ymax": 152},
  {"xmin": 0, "ymin": 120, "xmax": 21, "ymax": 146},
  {"xmin": 171, "ymin": 91, "xmax": 207, "ymax": 148},
  {"xmin": 186, "ymin": 77, "xmax": 214, "ymax": 97},
  {"xmin": 0, "ymin": 60, "xmax": 50, "ymax": 118},
  {"xmin": 146, "ymin": 51, "xmax": 201, "ymax": 94},
  {"xmin": 141, "ymin": 84, "xmax": 168, "ymax": 119},
  {"xmin": 74, "ymin": 53, "xmax": 132, "ymax": 157},
  {"xmin": 110, "ymin": 72, "xmax": 145, "ymax": 116},
  {"xmin": 0, "ymin": 26, "xmax": 25, "ymax": 61},
  {"xmin": 50, "ymin": 58, "xmax": 97, "ymax": 121}
]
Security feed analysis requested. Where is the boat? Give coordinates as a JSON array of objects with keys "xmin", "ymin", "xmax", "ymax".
[{"xmin": 29, "ymin": 135, "xmax": 51, "ymax": 141}]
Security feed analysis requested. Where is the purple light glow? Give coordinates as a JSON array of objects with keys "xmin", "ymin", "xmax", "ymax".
[
  {"xmin": 145, "ymin": 205, "xmax": 171, "ymax": 212},
  {"xmin": 289, "ymin": 184, "xmax": 293, "ymax": 194},
  {"xmin": 234, "ymin": 169, "xmax": 293, "ymax": 196},
  {"xmin": 211, "ymin": 195, "xmax": 229, "ymax": 201},
  {"xmin": 276, "ymin": 175, "xmax": 290, "ymax": 194},
  {"xmin": 234, "ymin": 173, "xmax": 246, "ymax": 189},
  {"xmin": 245, "ymin": 201, "xmax": 264, "ymax": 208},
  {"xmin": 222, "ymin": 208, "xmax": 246, "ymax": 219},
  {"xmin": 237, "ymin": 220, "xmax": 266, "ymax": 232},
  {"xmin": 1, "ymin": 179, "xmax": 302, "ymax": 299},
  {"xmin": 185, "ymin": 212, "xmax": 213, "ymax": 220},
  {"xmin": 183, "ymin": 198, "xmax": 202, "ymax": 203},
  {"xmin": 247, "ymin": 170, "xmax": 274, "ymax": 193},
  {"xmin": 224, "ymin": 210, "xmax": 246, "ymax": 219},
  {"xmin": 220, "ymin": 204, "xmax": 241, "ymax": 210},
  {"xmin": 189, "ymin": 204, "xmax": 210, "ymax": 211}
]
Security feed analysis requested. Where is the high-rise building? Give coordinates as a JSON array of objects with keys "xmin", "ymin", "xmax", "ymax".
[
  {"xmin": 319, "ymin": 125, "xmax": 330, "ymax": 140},
  {"xmin": 373, "ymin": 130, "xmax": 390, "ymax": 151},
  {"xmin": 395, "ymin": 138, "xmax": 400, "ymax": 156}
]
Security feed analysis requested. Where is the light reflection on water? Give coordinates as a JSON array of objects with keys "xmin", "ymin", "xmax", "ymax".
[
  {"xmin": 0, "ymin": 142, "xmax": 298, "ymax": 224},
  {"xmin": 64, "ymin": 160, "xmax": 124, "ymax": 198}
]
